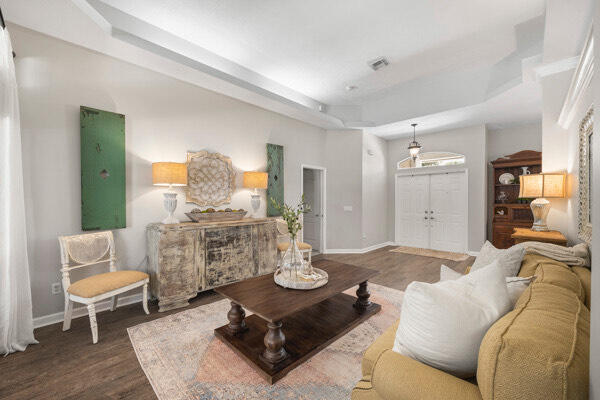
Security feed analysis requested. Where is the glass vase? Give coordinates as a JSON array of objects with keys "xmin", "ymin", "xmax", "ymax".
[{"xmin": 281, "ymin": 237, "xmax": 305, "ymax": 279}]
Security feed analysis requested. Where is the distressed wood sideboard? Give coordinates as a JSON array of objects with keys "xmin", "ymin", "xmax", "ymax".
[{"xmin": 147, "ymin": 218, "xmax": 278, "ymax": 312}]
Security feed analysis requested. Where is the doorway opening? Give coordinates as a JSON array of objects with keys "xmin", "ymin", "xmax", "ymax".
[{"xmin": 301, "ymin": 165, "xmax": 326, "ymax": 254}]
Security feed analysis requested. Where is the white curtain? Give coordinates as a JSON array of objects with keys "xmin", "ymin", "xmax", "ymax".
[{"xmin": 0, "ymin": 28, "xmax": 37, "ymax": 354}]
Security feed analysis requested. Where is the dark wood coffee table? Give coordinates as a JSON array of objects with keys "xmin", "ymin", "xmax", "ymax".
[{"xmin": 214, "ymin": 259, "xmax": 380, "ymax": 383}]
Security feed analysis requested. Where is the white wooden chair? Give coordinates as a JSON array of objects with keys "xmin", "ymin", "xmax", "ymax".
[
  {"xmin": 59, "ymin": 231, "xmax": 149, "ymax": 344},
  {"xmin": 275, "ymin": 218, "xmax": 312, "ymax": 265}
]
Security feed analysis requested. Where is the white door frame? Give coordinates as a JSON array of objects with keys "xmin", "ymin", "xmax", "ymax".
[
  {"xmin": 394, "ymin": 165, "xmax": 469, "ymax": 253},
  {"xmin": 301, "ymin": 164, "xmax": 327, "ymax": 253}
]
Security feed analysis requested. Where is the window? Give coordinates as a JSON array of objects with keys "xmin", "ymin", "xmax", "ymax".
[{"xmin": 397, "ymin": 152, "xmax": 465, "ymax": 169}]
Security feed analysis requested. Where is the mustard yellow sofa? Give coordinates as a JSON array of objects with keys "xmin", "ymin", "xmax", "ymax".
[{"xmin": 352, "ymin": 254, "xmax": 591, "ymax": 400}]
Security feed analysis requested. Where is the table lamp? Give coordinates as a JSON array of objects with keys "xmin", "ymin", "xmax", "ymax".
[
  {"xmin": 519, "ymin": 173, "xmax": 566, "ymax": 231},
  {"xmin": 152, "ymin": 162, "xmax": 187, "ymax": 224},
  {"xmin": 243, "ymin": 171, "xmax": 268, "ymax": 217}
]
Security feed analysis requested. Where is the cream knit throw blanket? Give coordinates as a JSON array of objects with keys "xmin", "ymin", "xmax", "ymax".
[{"xmin": 515, "ymin": 241, "xmax": 590, "ymax": 268}]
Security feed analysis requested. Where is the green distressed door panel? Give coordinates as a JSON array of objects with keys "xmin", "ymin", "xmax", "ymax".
[
  {"xmin": 266, "ymin": 143, "xmax": 284, "ymax": 217},
  {"xmin": 80, "ymin": 106, "xmax": 126, "ymax": 230}
]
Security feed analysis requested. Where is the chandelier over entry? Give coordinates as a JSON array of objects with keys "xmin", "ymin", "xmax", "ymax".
[{"xmin": 408, "ymin": 123, "xmax": 422, "ymax": 161}]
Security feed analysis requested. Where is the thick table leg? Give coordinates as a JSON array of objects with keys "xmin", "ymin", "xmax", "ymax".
[
  {"xmin": 227, "ymin": 302, "xmax": 248, "ymax": 334},
  {"xmin": 354, "ymin": 281, "xmax": 372, "ymax": 311},
  {"xmin": 260, "ymin": 321, "xmax": 288, "ymax": 366}
]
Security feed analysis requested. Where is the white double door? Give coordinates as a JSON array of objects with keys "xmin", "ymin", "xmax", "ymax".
[{"xmin": 395, "ymin": 171, "xmax": 467, "ymax": 253}]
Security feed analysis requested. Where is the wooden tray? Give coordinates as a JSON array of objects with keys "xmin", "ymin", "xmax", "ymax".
[{"xmin": 185, "ymin": 210, "xmax": 247, "ymax": 222}]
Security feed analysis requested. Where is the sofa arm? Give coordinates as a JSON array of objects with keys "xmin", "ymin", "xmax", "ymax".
[{"xmin": 370, "ymin": 350, "xmax": 482, "ymax": 400}]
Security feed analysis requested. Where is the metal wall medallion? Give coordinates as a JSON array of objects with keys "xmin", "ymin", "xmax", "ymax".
[
  {"xmin": 578, "ymin": 107, "xmax": 593, "ymax": 243},
  {"xmin": 186, "ymin": 151, "xmax": 235, "ymax": 206}
]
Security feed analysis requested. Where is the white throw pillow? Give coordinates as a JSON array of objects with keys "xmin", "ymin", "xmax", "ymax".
[
  {"xmin": 440, "ymin": 265, "xmax": 534, "ymax": 306},
  {"xmin": 504, "ymin": 276, "xmax": 535, "ymax": 305},
  {"xmin": 471, "ymin": 241, "xmax": 525, "ymax": 277},
  {"xmin": 393, "ymin": 261, "xmax": 511, "ymax": 378}
]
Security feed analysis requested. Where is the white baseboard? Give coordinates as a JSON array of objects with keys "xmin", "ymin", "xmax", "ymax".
[
  {"xmin": 33, "ymin": 293, "xmax": 143, "ymax": 329},
  {"xmin": 324, "ymin": 241, "xmax": 394, "ymax": 254}
]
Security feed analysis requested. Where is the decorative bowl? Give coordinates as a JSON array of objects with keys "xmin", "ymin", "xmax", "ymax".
[
  {"xmin": 274, "ymin": 267, "xmax": 329, "ymax": 290},
  {"xmin": 498, "ymin": 173, "xmax": 515, "ymax": 185},
  {"xmin": 185, "ymin": 210, "xmax": 247, "ymax": 222}
]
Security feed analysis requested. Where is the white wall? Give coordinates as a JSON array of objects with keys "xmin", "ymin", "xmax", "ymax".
[
  {"xmin": 486, "ymin": 122, "xmax": 542, "ymax": 239},
  {"xmin": 486, "ymin": 122, "xmax": 542, "ymax": 162},
  {"xmin": 13, "ymin": 25, "xmax": 351, "ymax": 318},
  {"xmin": 541, "ymin": 69, "xmax": 594, "ymax": 244},
  {"xmin": 541, "ymin": 70, "xmax": 578, "ymax": 242},
  {"xmin": 362, "ymin": 133, "xmax": 389, "ymax": 248},
  {"xmin": 387, "ymin": 125, "xmax": 487, "ymax": 252},
  {"xmin": 324, "ymin": 130, "xmax": 364, "ymax": 250}
]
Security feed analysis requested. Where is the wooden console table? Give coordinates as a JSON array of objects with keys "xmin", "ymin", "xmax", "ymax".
[
  {"xmin": 147, "ymin": 218, "xmax": 277, "ymax": 312},
  {"xmin": 511, "ymin": 227, "xmax": 567, "ymax": 246}
]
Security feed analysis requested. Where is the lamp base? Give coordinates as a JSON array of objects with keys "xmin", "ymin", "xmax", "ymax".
[
  {"xmin": 530, "ymin": 197, "xmax": 550, "ymax": 232},
  {"xmin": 250, "ymin": 193, "xmax": 261, "ymax": 217},
  {"xmin": 162, "ymin": 192, "xmax": 179, "ymax": 224}
]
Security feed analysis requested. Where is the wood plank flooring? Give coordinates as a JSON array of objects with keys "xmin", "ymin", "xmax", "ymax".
[{"xmin": 0, "ymin": 246, "xmax": 473, "ymax": 400}]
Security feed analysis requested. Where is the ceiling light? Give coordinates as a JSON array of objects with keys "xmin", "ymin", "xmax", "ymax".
[
  {"xmin": 368, "ymin": 57, "xmax": 389, "ymax": 71},
  {"xmin": 408, "ymin": 123, "xmax": 422, "ymax": 161}
]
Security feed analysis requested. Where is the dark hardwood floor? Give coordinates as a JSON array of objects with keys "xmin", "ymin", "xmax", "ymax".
[{"xmin": 0, "ymin": 246, "xmax": 473, "ymax": 400}]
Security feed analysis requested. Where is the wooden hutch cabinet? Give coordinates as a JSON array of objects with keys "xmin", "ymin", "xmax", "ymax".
[{"xmin": 491, "ymin": 150, "xmax": 542, "ymax": 249}]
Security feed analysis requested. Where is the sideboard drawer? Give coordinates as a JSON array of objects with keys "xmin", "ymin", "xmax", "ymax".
[{"xmin": 205, "ymin": 225, "xmax": 256, "ymax": 288}]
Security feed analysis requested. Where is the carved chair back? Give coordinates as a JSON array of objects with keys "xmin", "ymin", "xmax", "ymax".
[{"xmin": 58, "ymin": 231, "xmax": 116, "ymax": 293}]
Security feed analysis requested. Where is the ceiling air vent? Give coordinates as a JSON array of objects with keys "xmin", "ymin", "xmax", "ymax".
[{"xmin": 368, "ymin": 57, "xmax": 389, "ymax": 71}]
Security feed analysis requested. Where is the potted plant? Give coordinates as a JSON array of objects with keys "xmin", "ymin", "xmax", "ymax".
[{"xmin": 271, "ymin": 196, "xmax": 312, "ymax": 279}]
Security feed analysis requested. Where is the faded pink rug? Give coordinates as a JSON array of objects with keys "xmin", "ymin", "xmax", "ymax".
[{"xmin": 128, "ymin": 283, "xmax": 403, "ymax": 400}]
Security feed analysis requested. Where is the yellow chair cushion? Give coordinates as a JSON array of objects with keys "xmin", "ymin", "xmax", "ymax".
[
  {"xmin": 67, "ymin": 270, "xmax": 149, "ymax": 298},
  {"xmin": 277, "ymin": 242, "xmax": 312, "ymax": 252}
]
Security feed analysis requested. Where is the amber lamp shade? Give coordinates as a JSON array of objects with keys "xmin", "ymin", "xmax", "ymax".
[
  {"xmin": 152, "ymin": 162, "xmax": 187, "ymax": 187},
  {"xmin": 243, "ymin": 171, "xmax": 268, "ymax": 189},
  {"xmin": 519, "ymin": 173, "xmax": 565, "ymax": 198},
  {"xmin": 152, "ymin": 162, "xmax": 187, "ymax": 224},
  {"xmin": 243, "ymin": 171, "xmax": 268, "ymax": 218}
]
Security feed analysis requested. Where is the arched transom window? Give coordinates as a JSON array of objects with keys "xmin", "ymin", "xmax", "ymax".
[{"xmin": 397, "ymin": 152, "xmax": 466, "ymax": 169}]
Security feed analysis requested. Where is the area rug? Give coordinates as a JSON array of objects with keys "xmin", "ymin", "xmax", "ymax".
[
  {"xmin": 390, "ymin": 246, "xmax": 470, "ymax": 261},
  {"xmin": 128, "ymin": 283, "xmax": 403, "ymax": 400}
]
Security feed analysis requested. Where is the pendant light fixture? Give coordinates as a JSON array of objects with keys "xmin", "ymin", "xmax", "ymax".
[{"xmin": 408, "ymin": 123, "xmax": 422, "ymax": 160}]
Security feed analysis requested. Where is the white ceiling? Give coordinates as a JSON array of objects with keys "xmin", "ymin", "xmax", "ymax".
[
  {"xmin": 100, "ymin": 0, "xmax": 546, "ymax": 105},
  {"xmin": 365, "ymin": 80, "xmax": 542, "ymax": 139},
  {"xmin": 2, "ymin": 0, "xmax": 560, "ymax": 136}
]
